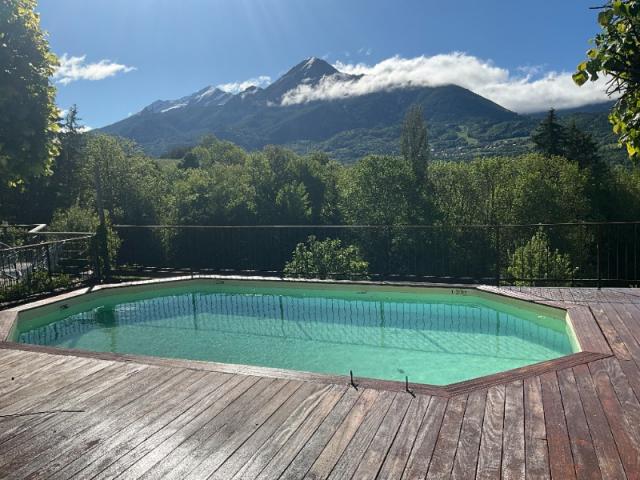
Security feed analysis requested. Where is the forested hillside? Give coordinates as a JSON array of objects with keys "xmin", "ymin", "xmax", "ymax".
[
  {"xmin": 2, "ymin": 107, "xmax": 637, "ymax": 229},
  {"xmin": 99, "ymin": 58, "xmax": 625, "ymax": 164}
]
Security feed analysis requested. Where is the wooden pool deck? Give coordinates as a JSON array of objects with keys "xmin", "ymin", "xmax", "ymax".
[{"xmin": 0, "ymin": 287, "xmax": 639, "ymax": 479}]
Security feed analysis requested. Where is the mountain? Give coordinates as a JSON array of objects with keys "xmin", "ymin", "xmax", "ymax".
[{"xmin": 101, "ymin": 57, "xmax": 621, "ymax": 162}]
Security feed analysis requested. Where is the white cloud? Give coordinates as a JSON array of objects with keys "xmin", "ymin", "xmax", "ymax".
[
  {"xmin": 53, "ymin": 54, "xmax": 136, "ymax": 85},
  {"xmin": 217, "ymin": 75, "xmax": 271, "ymax": 94},
  {"xmin": 281, "ymin": 53, "xmax": 613, "ymax": 113}
]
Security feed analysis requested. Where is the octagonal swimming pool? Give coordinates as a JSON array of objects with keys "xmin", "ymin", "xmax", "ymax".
[{"xmin": 11, "ymin": 280, "xmax": 579, "ymax": 385}]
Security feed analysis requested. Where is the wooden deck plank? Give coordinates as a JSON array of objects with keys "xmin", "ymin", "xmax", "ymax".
[
  {"xmin": 376, "ymin": 394, "xmax": 431, "ymax": 480},
  {"xmin": 1, "ymin": 367, "xmax": 194, "ymax": 479},
  {"xmin": 572, "ymin": 364, "xmax": 627, "ymax": 480},
  {"xmin": 324, "ymin": 390, "xmax": 396, "ymax": 480},
  {"xmin": 401, "ymin": 396, "xmax": 448, "ymax": 480},
  {"xmin": 524, "ymin": 376, "xmax": 550, "ymax": 480},
  {"xmin": 275, "ymin": 388, "xmax": 374, "ymax": 480},
  {"xmin": 476, "ymin": 384, "xmax": 505, "ymax": 480},
  {"xmin": 48, "ymin": 371, "xmax": 232, "ymax": 480},
  {"xmin": 210, "ymin": 383, "xmax": 334, "ymax": 480},
  {"xmin": 610, "ymin": 301, "xmax": 640, "ymax": 349},
  {"xmin": 598, "ymin": 358, "xmax": 640, "ymax": 449},
  {"xmin": 0, "ymin": 364, "xmax": 168, "ymax": 457},
  {"xmin": 425, "ymin": 393, "xmax": 468, "ymax": 479},
  {"xmin": 597, "ymin": 303, "xmax": 640, "ymax": 366},
  {"xmin": 557, "ymin": 368, "xmax": 602, "ymax": 480},
  {"xmin": 0, "ymin": 361, "xmax": 137, "ymax": 446},
  {"xmin": 136, "ymin": 377, "xmax": 287, "ymax": 479},
  {"xmin": 0, "ymin": 287, "xmax": 638, "ymax": 480},
  {"xmin": 174, "ymin": 380, "xmax": 305, "ymax": 480},
  {"xmin": 0, "ymin": 355, "xmax": 86, "ymax": 401},
  {"xmin": 540, "ymin": 371, "xmax": 576, "ymax": 480},
  {"xmin": 36, "ymin": 369, "xmax": 214, "ymax": 480},
  {"xmin": 588, "ymin": 304, "xmax": 632, "ymax": 360},
  {"xmin": 347, "ymin": 393, "xmax": 412, "ymax": 480},
  {"xmin": 567, "ymin": 306, "xmax": 612, "ymax": 355},
  {"xmin": 96, "ymin": 374, "xmax": 256, "ymax": 480},
  {"xmin": 588, "ymin": 359, "xmax": 640, "ymax": 478},
  {"xmin": 291, "ymin": 388, "xmax": 379, "ymax": 480},
  {"xmin": 451, "ymin": 389, "xmax": 486, "ymax": 480},
  {"xmin": 104, "ymin": 374, "xmax": 264, "ymax": 479},
  {"xmin": 502, "ymin": 380, "xmax": 525, "ymax": 480},
  {"xmin": 253, "ymin": 387, "xmax": 360, "ymax": 480},
  {"xmin": 0, "ymin": 362, "xmax": 149, "ymax": 449}
]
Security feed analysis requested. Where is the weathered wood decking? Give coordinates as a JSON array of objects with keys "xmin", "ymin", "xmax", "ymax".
[{"xmin": 0, "ymin": 287, "xmax": 639, "ymax": 479}]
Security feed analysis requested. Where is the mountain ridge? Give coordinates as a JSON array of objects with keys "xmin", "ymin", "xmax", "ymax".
[{"xmin": 101, "ymin": 57, "xmax": 619, "ymax": 162}]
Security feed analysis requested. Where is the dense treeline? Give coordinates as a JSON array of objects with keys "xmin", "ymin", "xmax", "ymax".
[
  {"xmin": 1, "ymin": 107, "xmax": 638, "ymax": 229},
  {"xmin": 1, "ymin": 106, "xmax": 639, "ymax": 283}
]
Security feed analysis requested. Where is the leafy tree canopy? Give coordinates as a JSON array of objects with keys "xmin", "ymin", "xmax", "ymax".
[
  {"xmin": 507, "ymin": 229, "xmax": 576, "ymax": 286},
  {"xmin": 400, "ymin": 104, "xmax": 429, "ymax": 185},
  {"xmin": 284, "ymin": 235, "xmax": 369, "ymax": 280},
  {"xmin": 574, "ymin": 0, "xmax": 640, "ymax": 159},
  {"xmin": 531, "ymin": 109, "xmax": 566, "ymax": 157},
  {"xmin": 0, "ymin": 0, "xmax": 59, "ymax": 186}
]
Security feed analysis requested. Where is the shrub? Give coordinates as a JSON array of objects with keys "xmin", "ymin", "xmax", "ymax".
[
  {"xmin": 284, "ymin": 235, "xmax": 369, "ymax": 280},
  {"xmin": 0, "ymin": 271, "xmax": 73, "ymax": 304},
  {"xmin": 50, "ymin": 204, "xmax": 121, "ymax": 278},
  {"xmin": 507, "ymin": 229, "xmax": 577, "ymax": 286}
]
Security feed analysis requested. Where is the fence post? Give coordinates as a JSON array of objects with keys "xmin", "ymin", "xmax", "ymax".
[
  {"xmin": 597, "ymin": 224, "xmax": 602, "ymax": 290},
  {"xmin": 495, "ymin": 224, "xmax": 501, "ymax": 286},
  {"xmin": 92, "ymin": 235, "xmax": 102, "ymax": 283},
  {"xmin": 45, "ymin": 244, "xmax": 52, "ymax": 278}
]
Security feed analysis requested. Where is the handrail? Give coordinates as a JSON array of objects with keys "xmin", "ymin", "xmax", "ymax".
[
  {"xmin": 112, "ymin": 221, "xmax": 640, "ymax": 229},
  {"xmin": 0, "ymin": 235, "xmax": 94, "ymax": 253}
]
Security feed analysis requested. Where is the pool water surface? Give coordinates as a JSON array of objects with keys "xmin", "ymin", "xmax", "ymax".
[{"xmin": 15, "ymin": 282, "xmax": 577, "ymax": 385}]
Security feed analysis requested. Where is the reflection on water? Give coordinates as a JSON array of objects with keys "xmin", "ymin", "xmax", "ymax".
[{"xmin": 18, "ymin": 291, "xmax": 575, "ymax": 385}]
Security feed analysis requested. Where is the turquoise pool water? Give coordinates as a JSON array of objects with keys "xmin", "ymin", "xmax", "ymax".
[{"xmin": 16, "ymin": 283, "xmax": 577, "ymax": 385}]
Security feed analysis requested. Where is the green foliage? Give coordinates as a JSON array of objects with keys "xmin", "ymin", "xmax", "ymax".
[
  {"xmin": 531, "ymin": 109, "xmax": 566, "ymax": 157},
  {"xmin": 50, "ymin": 204, "xmax": 121, "ymax": 276},
  {"xmin": 340, "ymin": 155, "xmax": 416, "ymax": 225},
  {"xmin": 275, "ymin": 182, "xmax": 311, "ymax": 223},
  {"xmin": 169, "ymin": 165, "xmax": 257, "ymax": 225},
  {"xmin": 0, "ymin": 225, "xmax": 26, "ymax": 247},
  {"xmin": 79, "ymin": 134, "xmax": 168, "ymax": 225},
  {"xmin": 507, "ymin": 229, "xmax": 577, "ymax": 286},
  {"xmin": 564, "ymin": 121, "xmax": 600, "ymax": 168},
  {"xmin": 401, "ymin": 104, "xmax": 429, "ymax": 185},
  {"xmin": 574, "ymin": 0, "xmax": 640, "ymax": 159},
  {"xmin": 0, "ymin": 0, "xmax": 60, "ymax": 186},
  {"xmin": 284, "ymin": 235, "xmax": 369, "ymax": 280},
  {"xmin": 0, "ymin": 270, "xmax": 72, "ymax": 304},
  {"xmin": 429, "ymin": 154, "xmax": 590, "ymax": 225}
]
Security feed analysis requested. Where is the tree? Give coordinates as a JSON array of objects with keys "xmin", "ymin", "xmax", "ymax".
[
  {"xmin": 50, "ymin": 105, "xmax": 86, "ymax": 206},
  {"xmin": 507, "ymin": 229, "xmax": 576, "ymax": 286},
  {"xmin": 564, "ymin": 121, "xmax": 600, "ymax": 168},
  {"xmin": 275, "ymin": 182, "xmax": 311, "ymax": 224},
  {"xmin": 531, "ymin": 109, "xmax": 566, "ymax": 157},
  {"xmin": 0, "ymin": 0, "xmax": 59, "ymax": 186},
  {"xmin": 400, "ymin": 104, "xmax": 429, "ymax": 186},
  {"xmin": 284, "ymin": 235, "xmax": 369, "ymax": 280},
  {"xmin": 340, "ymin": 155, "xmax": 415, "ymax": 225},
  {"xmin": 574, "ymin": 0, "xmax": 640, "ymax": 159}
]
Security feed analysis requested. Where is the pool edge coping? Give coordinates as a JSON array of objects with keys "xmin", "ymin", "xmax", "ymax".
[{"xmin": 0, "ymin": 275, "xmax": 613, "ymax": 396}]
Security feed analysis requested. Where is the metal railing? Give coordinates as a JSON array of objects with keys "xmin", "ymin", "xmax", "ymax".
[
  {"xmin": 0, "ymin": 233, "xmax": 97, "ymax": 304},
  {"xmin": 111, "ymin": 222, "xmax": 640, "ymax": 287}
]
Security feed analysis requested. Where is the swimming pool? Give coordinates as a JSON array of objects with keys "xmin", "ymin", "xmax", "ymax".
[{"xmin": 12, "ymin": 280, "xmax": 579, "ymax": 385}]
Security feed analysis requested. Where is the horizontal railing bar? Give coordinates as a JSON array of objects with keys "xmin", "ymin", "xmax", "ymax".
[
  {"xmin": 112, "ymin": 221, "xmax": 640, "ymax": 229},
  {"xmin": 0, "ymin": 236, "xmax": 94, "ymax": 253}
]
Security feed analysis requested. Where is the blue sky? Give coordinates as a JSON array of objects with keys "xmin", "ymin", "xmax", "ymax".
[{"xmin": 38, "ymin": 0, "xmax": 606, "ymax": 128}]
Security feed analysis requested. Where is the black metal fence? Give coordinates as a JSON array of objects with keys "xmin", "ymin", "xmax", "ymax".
[
  {"xmin": 111, "ymin": 222, "xmax": 640, "ymax": 287},
  {"xmin": 0, "ymin": 233, "xmax": 96, "ymax": 304}
]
